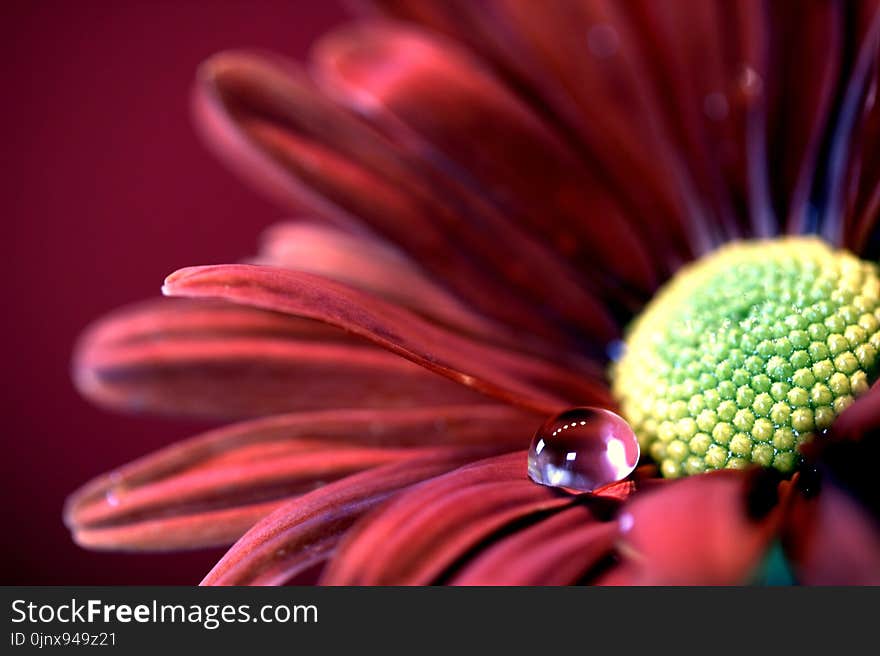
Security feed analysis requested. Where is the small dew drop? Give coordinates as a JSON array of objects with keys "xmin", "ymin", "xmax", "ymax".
[
  {"xmin": 703, "ymin": 92, "xmax": 729, "ymax": 121},
  {"xmin": 587, "ymin": 24, "xmax": 619, "ymax": 59},
  {"xmin": 527, "ymin": 407, "xmax": 640, "ymax": 493}
]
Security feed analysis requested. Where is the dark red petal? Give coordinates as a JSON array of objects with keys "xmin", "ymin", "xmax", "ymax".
[
  {"xmin": 600, "ymin": 470, "xmax": 786, "ymax": 585},
  {"xmin": 842, "ymin": 59, "xmax": 880, "ymax": 254},
  {"xmin": 785, "ymin": 397, "xmax": 880, "ymax": 584},
  {"xmin": 195, "ymin": 50, "xmax": 617, "ymax": 347},
  {"xmin": 74, "ymin": 298, "xmax": 486, "ymax": 419},
  {"xmin": 368, "ymin": 1, "xmax": 874, "ymax": 246},
  {"xmin": 783, "ymin": 484, "xmax": 880, "ymax": 585},
  {"xmin": 69, "ymin": 501, "xmax": 286, "ymax": 553},
  {"xmin": 763, "ymin": 0, "xmax": 843, "ymax": 233},
  {"xmin": 163, "ymin": 264, "xmax": 611, "ymax": 414},
  {"xmin": 836, "ymin": 4, "xmax": 880, "ymax": 252},
  {"xmin": 450, "ymin": 495, "xmax": 628, "ymax": 586},
  {"xmin": 312, "ymin": 22, "xmax": 659, "ymax": 295},
  {"xmin": 618, "ymin": 0, "xmax": 774, "ymax": 240},
  {"xmin": 322, "ymin": 452, "xmax": 577, "ymax": 585},
  {"xmin": 66, "ymin": 406, "xmax": 533, "ymax": 551},
  {"xmin": 201, "ymin": 447, "xmax": 500, "ymax": 585}
]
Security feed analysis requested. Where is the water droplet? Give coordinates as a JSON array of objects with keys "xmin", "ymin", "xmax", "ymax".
[
  {"xmin": 587, "ymin": 24, "xmax": 619, "ymax": 59},
  {"xmin": 528, "ymin": 407, "xmax": 640, "ymax": 492},
  {"xmin": 703, "ymin": 92, "xmax": 729, "ymax": 121}
]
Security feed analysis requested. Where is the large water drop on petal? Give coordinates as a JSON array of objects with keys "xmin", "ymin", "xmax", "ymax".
[{"xmin": 527, "ymin": 407, "xmax": 639, "ymax": 492}]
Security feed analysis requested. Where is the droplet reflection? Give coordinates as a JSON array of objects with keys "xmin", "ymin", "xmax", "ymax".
[{"xmin": 527, "ymin": 407, "xmax": 640, "ymax": 493}]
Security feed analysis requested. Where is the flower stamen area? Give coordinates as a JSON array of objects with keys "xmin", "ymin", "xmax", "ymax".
[{"xmin": 612, "ymin": 238, "xmax": 880, "ymax": 478}]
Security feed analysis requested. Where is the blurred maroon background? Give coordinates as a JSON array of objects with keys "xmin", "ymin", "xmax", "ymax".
[{"xmin": 3, "ymin": 0, "xmax": 346, "ymax": 584}]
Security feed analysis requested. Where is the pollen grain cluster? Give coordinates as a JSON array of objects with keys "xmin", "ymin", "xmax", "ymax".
[{"xmin": 611, "ymin": 238, "xmax": 880, "ymax": 478}]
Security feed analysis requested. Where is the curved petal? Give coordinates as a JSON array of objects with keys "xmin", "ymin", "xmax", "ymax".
[
  {"xmin": 322, "ymin": 452, "xmax": 574, "ymax": 585},
  {"xmin": 74, "ymin": 298, "xmax": 486, "ymax": 419},
  {"xmin": 200, "ymin": 447, "xmax": 503, "ymax": 585},
  {"xmin": 600, "ymin": 469, "xmax": 788, "ymax": 585},
  {"xmin": 66, "ymin": 406, "xmax": 532, "ymax": 551},
  {"xmin": 163, "ymin": 265, "xmax": 612, "ymax": 414}
]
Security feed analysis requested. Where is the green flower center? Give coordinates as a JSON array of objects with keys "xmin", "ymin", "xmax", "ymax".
[{"xmin": 611, "ymin": 238, "xmax": 880, "ymax": 478}]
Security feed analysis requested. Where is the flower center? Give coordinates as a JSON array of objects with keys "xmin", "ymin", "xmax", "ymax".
[{"xmin": 611, "ymin": 238, "xmax": 880, "ymax": 478}]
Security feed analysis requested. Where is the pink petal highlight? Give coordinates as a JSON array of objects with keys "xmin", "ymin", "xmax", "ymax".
[{"xmin": 201, "ymin": 447, "xmax": 503, "ymax": 585}]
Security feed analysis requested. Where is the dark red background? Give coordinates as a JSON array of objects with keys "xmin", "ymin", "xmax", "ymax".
[{"xmin": 3, "ymin": 0, "xmax": 346, "ymax": 584}]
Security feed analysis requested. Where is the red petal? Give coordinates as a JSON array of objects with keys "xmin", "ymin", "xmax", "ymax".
[
  {"xmin": 163, "ymin": 264, "xmax": 612, "ymax": 414},
  {"xmin": 66, "ymin": 405, "xmax": 533, "ymax": 551},
  {"xmin": 74, "ymin": 298, "xmax": 486, "ymax": 419},
  {"xmin": 322, "ymin": 452, "xmax": 575, "ymax": 585},
  {"xmin": 600, "ymin": 470, "xmax": 786, "ymax": 585},
  {"xmin": 201, "ymin": 447, "xmax": 500, "ymax": 585}
]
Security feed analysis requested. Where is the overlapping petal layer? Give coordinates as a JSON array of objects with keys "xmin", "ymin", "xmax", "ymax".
[
  {"xmin": 201, "ymin": 447, "xmax": 512, "ymax": 585},
  {"xmin": 74, "ymin": 298, "xmax": 487, "ymax": 418},
  {"xmin": 66, "ymin": 406, "xmax": 535, "ymax": 552}
]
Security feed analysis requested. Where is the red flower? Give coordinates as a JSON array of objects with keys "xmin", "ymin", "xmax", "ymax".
[{"xmin": 67, "ymin": 1, "xmax": 880, "ymax": 584}]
